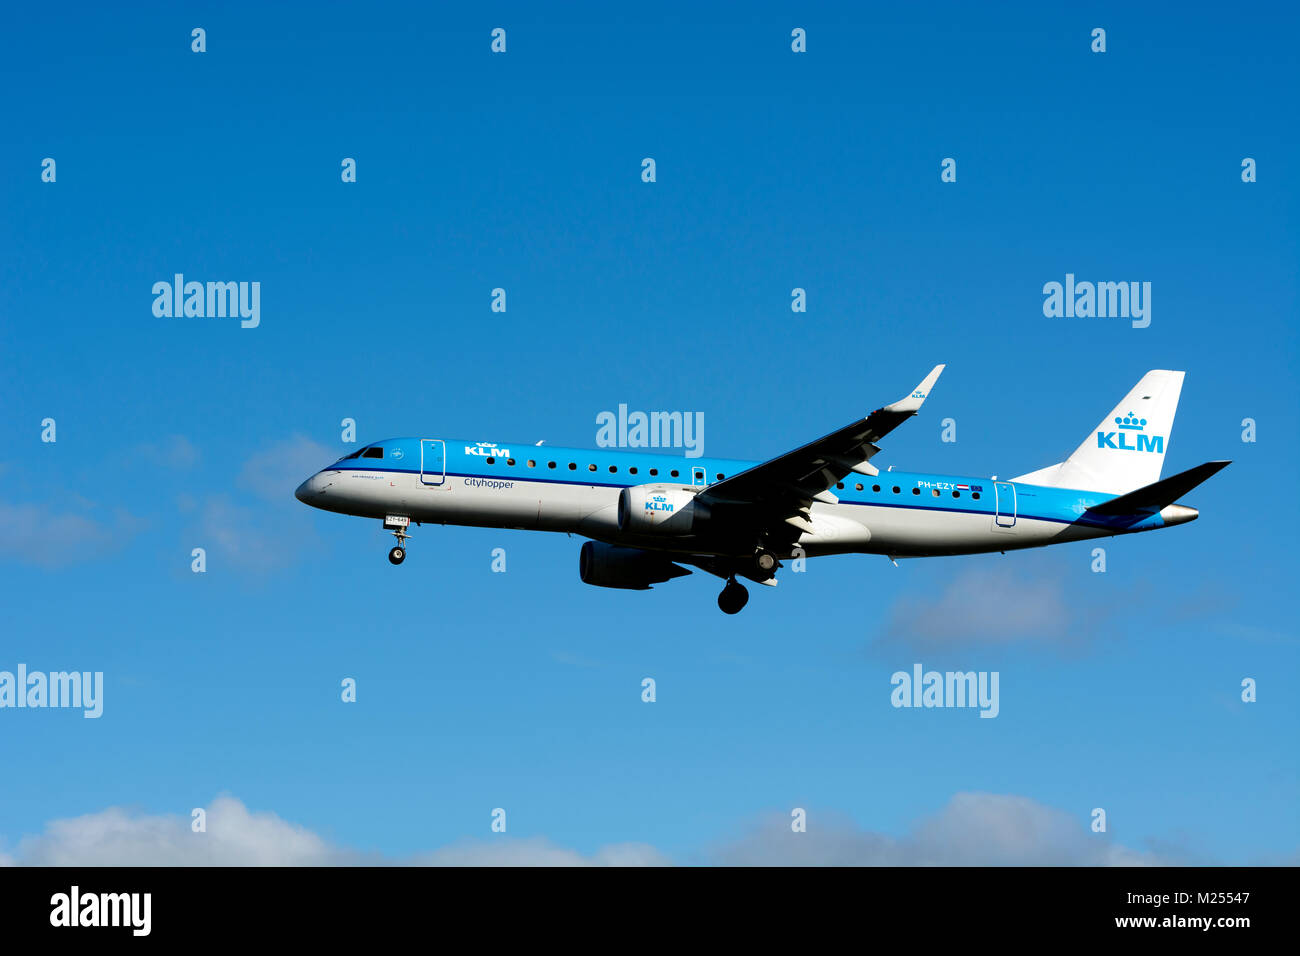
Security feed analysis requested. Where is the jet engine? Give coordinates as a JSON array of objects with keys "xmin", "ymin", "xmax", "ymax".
[
  {"xmin": 579, "ymin": 541, "xmax": 691, "ymax": 590},
  {"xmin": 616, "ymin": 484, "xmax": 710, "ymax": 535}
]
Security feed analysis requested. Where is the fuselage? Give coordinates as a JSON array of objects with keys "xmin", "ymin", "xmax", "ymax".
[{"xmin": 294, "ymin": 436, "xmax": 1195, "ymax": 560}]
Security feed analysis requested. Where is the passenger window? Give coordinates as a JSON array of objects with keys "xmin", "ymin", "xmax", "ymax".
[
  {"xmin": 872, "ymin": 484, "xmax": 880, "ymax": 492},
  {"xmin": 630, "ymin": 467, "xmax": 638, "ymax": 475},
  {"xmin": 609, "ymin": 465, "xmax": 617, "ymax": 473},
  {"xmin": 718, "ymin": 473, "xmax": 725, "ymax": 480},
  {"xmin": 892, "ymin": 486, "xmax": 900, "ymax": 494},
  {"xmin": 568, "ymin": 462, "xmax": 576, "ymax": 470},
  {"xmin": 588, "ymin": 463, "xmax": 597, "ymax": 472},
  {"xmin": 932, "ymin": 489, "xmax": 940, "ymax": 497},
  {"xmin": 527, "ymin": 460, "xmax": 535, "ymax": 468},
  {"xmin": 548, "ymin": 461, "xmax": 556, "ymax": 469},
  {"xmin": 972, "ymin": 492, "xmax": 981, "ymax": 500},
  {"xmin": 649, "ymin": 468, "xmax": 658, "ymax": 476},
  {"xmin": 486, "ymin": 457, "xmax": 495, "ymax": 465},
  {"xmin": 855, "ymin": 483, "xmax": 863, "ymax": 491},
  {"xmin": 362, "ymin": 447, "xmax": 384, "ymax": 459},
  {"xmin": 507, "ymin": 458, "xmax": 515, "ymax": 466},
  {"xmin": 836, "ymin": 482, "xmax": 844, "ymax": 490},
  {"xmin": 912, "ymin": 488, "xmax": 920, "ymax": 495},
  {"xmin": 670, "ymin": 469, "xmax": 679, "ymax": 478},
  {"xmin": 952, "ymin": 490, "xmax": 960, "ymax": 498}
]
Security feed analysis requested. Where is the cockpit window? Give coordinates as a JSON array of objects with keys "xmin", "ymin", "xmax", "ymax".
[
  {"xmin": 341, "ymin": 448, "xmax": 363, "ymax": 460},
  {"xmin": 361, "ymin": 447, "xmax": 384, "ymax": 459}
]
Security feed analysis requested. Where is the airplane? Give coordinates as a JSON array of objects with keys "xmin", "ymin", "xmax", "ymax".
[{"xmin": 294, "ymin": 367, "xmax": 1229, "ymax": 614}]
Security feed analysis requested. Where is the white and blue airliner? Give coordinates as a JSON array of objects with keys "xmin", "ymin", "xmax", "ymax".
[{"xmin": 295, "ymin": 367, "xmax": 1228, "ymax": 613}]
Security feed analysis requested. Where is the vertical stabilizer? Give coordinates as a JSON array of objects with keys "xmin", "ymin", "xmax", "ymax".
[{"xmin": 1014, "ymin": 370, "xmax": 1184, "ymax": 494}]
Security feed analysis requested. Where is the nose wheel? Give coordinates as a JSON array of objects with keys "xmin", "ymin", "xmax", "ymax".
[
  {"xmin": 383, "ymin": 518, "xmax": 411, "ymax": 566},
  {"xmin": 717, "ymin": 578, "xmax": 749, "ymax": 615}
]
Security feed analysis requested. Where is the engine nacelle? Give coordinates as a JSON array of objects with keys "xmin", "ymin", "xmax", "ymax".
[
  {"xmin": 617, "ymin": 484, "xmax": 710, "ymax": 535},
  {"xmin": 579, "ymin": 541, "xmax": 691, "ymax": 590}
]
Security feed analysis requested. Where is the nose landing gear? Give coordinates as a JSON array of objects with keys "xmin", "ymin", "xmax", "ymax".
[
  {"xmin": 717, "ymin": 578, "xmax": 750, "ymax": 615},
  {"xmin": 383, "ymin": 515, "xmax": 411, "ymax": 566}
]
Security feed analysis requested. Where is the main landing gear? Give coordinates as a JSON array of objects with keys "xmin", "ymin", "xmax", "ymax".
[
  {"xmin": 717, "ymin": 578, "xmax": 750, "ymax": 615},
  {"xmin": 711, "ymin": 548, "xmax": 780, "ymax": 614}
]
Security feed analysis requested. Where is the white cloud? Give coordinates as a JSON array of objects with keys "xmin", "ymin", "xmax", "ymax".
[
  {"xmin": 708, "ymin": 793, "xmax": 1161, "ymax": 866},
  {"xmin": 238, "ymin": 435, "xmax": 333, "ymax": 503},
  {"xmin": 197, "ymin": 494, "xmax": 304, "ymax": 574},
  {"xmin": 0, "ymin": 501, "xmax": 142, "ymax": 569},
  {"xmin": 138, "ymin": 435, "xmax": 200, "ymax": 470},
  {"xmin": 3, "ymin": 796, "xmax": 668, "ymax": 867},
  {"xmin": 8, "ymin": 797, "xmax": 353, "ymax": 867},
  {"xmin": 548, "ymin": 650, "xmax": 604, "ymax": 669},
  {"xmin": 881, "ymin": 566, "xmax": 1077, "ymax": 652},
  {"xmin": 411, "ymin": 838, "xmax": 669, "ymax": 867},
  {"xmin": 3, "ymin": 793, "xmax": 1162, "ymax": 867},
  {"xmin": 192, "ymin": 436, "xmax": 333, "ymax": 573}
]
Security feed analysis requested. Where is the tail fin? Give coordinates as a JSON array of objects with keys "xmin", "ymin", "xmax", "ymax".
[{"xmin": 1012, "ymin": 370, "xmax": 1185, "ymax": 494}]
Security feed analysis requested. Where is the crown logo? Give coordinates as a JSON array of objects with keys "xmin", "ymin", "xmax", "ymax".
[{"xmin": 1115, "ymin": 412, "xmax": 1146, "ymax": 431}]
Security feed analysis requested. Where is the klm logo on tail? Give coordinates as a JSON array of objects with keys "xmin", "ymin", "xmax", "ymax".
[{"xmin": 1097, "ymin": 412, "xmax": 1164, "ymax": 453}]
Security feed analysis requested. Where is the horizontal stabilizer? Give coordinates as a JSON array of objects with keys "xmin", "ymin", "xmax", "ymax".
[{"xmin": 1087, "ymin": 460, "xmax": 1230, "ymax": 515}]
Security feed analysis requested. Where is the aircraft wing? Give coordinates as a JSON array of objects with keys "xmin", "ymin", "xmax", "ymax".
[{"xmin": 697, "ymin": 365, "xmax": 944, "ymax": 534}]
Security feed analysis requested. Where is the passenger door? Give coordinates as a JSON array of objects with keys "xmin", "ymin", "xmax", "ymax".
[
  {"xmin": 992, "ymin": 481, "xmax": 1016, "ymax": 529},
  {"xmin": 420, "ymin": 439, "xmax": 445, "ymax": 486}
]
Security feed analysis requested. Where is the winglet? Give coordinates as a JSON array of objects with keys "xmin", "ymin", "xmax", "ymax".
[{"xmin": 884, "ymin": 364, "xmax": 945, "ymax": 414}]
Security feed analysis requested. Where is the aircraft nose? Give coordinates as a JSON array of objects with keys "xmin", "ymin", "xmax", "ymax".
[{"xmin": 295, "ymin": 472, "xmax": 328, "ymax": 504}]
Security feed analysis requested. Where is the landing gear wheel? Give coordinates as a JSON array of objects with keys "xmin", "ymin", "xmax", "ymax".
[
  {"xmin": 755, "ymin": 551, "xmax": 778, "ymax": 573},
  {"xmin": 385, "ymin": 521, "xmax": 411, "ymax": 564},
  {"xmin": 717, "ymin": 579, "xmax": 749, "ymax": 615}
]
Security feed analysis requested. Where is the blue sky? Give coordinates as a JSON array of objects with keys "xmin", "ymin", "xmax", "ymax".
[{"xmin": 1, "ymin": 1, "xmax": 1296, "ymax": 864}]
